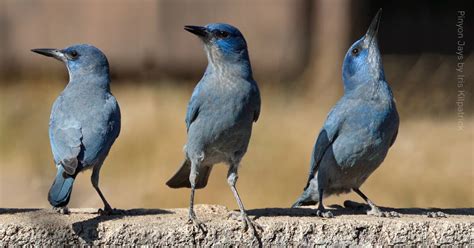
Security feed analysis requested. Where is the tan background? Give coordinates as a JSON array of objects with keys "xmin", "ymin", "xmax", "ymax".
[{"xmin": 0, "ymin": 0, "xmax": 472, "ymax": 210}]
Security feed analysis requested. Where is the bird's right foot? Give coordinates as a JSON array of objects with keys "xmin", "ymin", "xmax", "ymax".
[
  {"xmin": 316, "ymin": 209, "xmax": 334, "ymax": 218},
  {"xmin": 98, "ymin": 205, "xmax": 123, "ymax": 215},
  {"xmin": 188, "ymin": 212, "xmax": 207, "ymax": 232},
  {"xmin": 228, "ymin": 211, "xmax": 262, "ymax": 235},
  {"xmin": 316, "ymin": 205, "xmax": 334, "ymax": 218},
  {"xmin": 344, "ymin": 200, "xmax": 399, "ymax": 217},
  {"xmin": 367, "ymin": 208, "xmax": 400, "ymax": 218}
]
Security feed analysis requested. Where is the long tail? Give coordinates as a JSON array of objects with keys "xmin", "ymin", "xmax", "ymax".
[
  {"xmin": 48, "ymin": 166, "xmax": 75, "ymax": 207},
  {"xmin": 166, "ymin": 159, "xmax": 213, "ymax": 189},
  {"xmin": 291, "ymin": 189, "xmax": 318, "ymax": 208}
]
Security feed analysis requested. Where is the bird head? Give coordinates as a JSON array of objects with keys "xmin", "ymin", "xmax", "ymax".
[
  {"xmin": 342, "ymin": 9, "xmax": 385, "ymax": 92},
  {"xmin": 31, "ymin": 44, "xmax": 110, "ymax": 82},
  {"xmin": 184, "ymin": 23, "xmax": 250, "ymax": 66}
]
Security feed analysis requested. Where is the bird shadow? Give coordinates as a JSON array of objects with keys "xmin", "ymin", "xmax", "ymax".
[
  {"xmin": 247, "ymin": 202, "xmax": 474, "ymax": 220},
  {"xmin": 71, "ymin": 208, "xmax": 172, "ymax": 245},
  {"xmin": 0, "ymin": 208, "xmax": 42, "ymax": 214}
]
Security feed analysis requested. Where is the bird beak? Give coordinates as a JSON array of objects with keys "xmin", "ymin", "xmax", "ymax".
[
  {"xmin": 364, "ymin": 9, "xmax": 382, "ymax": 47},
  {"xmin": 184, "ymin": 25, "xmax": 209, "ymax": 38},
  {"xmin": 31, "ymin": 48, "xmax": 66, "ymax": 62}
]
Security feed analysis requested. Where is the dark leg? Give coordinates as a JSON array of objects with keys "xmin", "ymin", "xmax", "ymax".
[
  {"xmin": 188, "ymin": 163, "xmax": 206, "ymax": 231},
  {"xmin": 227, "ymin": 166, "xmax": 260, "ymax": 236},
  {"xmin": 353, "ymin": 188, "xmax": 383, "ymax": 216},
  {"xmin": 316, "ymin": 188, "xmax": 333, "ymax": 218},
  {"xmin": 91, "ymin": 166, "xmax": 113, "ymax": 214}
]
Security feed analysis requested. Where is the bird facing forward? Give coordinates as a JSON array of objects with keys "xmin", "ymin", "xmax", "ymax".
[{"xmin": 166, "ymin": 23, "xmax": 261, "ymax": 233}]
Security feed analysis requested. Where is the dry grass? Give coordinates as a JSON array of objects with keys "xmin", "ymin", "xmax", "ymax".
[{"xmin": 0, "ymin": 81, "xmax": 472, "ymax": 209}]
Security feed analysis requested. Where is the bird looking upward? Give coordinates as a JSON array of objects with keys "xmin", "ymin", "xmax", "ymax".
[
  {"xmin": 166, "ymin": 23, "xmax": 261, "ymax": 234},
  {"xmin": 292, "ymin": 9, "xmax": 399, "ymax": 217},
  {"xmin": 31, "ymin": 44, "xmax": 121, "ymax": 214}
]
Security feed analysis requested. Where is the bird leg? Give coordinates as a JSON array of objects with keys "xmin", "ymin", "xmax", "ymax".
[
  {"xmin": 91, "ymin": 167, "xmax": 114, "ymax": 215},
  {"xmin": 316, "ymin": 188, "xmax": 333, "ymax": 218},
  {"xmin": 227, "ymin": 166, "xmax": 261, "ymax": 236},
  {"xmin": 352, "ymin": 188, "xmax": 383, "ymax": 216},
  {"xmin": 188, "ymin": 165, "xmax": 206, "ymax": 232}
]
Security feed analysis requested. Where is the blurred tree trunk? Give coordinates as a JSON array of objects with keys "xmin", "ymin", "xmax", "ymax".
[
  {"xmin": 0, "ymin": 1, "xmax": 6, "ymax": 77},
  {"xmin": 304, "ymin": 0, "xmax": 350, "ymax": 103}
]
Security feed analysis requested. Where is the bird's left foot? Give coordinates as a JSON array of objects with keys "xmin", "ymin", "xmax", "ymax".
[{"xmin": 53, "ymin": 206, "xmax": 70, "ymax": 214}]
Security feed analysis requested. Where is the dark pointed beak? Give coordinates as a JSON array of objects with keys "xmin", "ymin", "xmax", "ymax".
[
  {"xmin": 184, "ymin": 25, "xmax": 209, "ymax": 38},
  {"xmin": 364, "ymin": 8, "xmax": 382, "ymax": 46},
  {"xmin": 31, "ymin": 48, "xmax": 66, "ymax": 61}
]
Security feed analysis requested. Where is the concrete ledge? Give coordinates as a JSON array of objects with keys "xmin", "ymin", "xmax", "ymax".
[{"xmin": 0, "ymin": 205, "xmax": 472, "ymax": 246}]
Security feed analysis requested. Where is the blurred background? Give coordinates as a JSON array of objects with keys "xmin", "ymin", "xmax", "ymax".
[{"xmin": 0, "ymin": 0, "xmax": 472, "ymax": 210}]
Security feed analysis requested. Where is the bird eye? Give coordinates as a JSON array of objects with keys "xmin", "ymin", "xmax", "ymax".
[
  {"xmin": 215, "ymin": 30, "xmax": 229, "ymax": 39},
  {"xmin": 352, "ymin": 48, "xmax": 359, "ymax": 55},
  {"xmin": 69, "ymin": 50, "xmax": 79, "ymax": 59}
]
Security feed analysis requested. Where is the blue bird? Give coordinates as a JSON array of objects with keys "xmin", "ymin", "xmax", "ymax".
[
  {"xmin": 166, "ymin": 23, "xmax": 261, "ymax": 233},
  {"xmin": 31, "ymin": 44, "xmax": 121, "ymax": 214},
  {"xmin": 292, "ymin": 9, "xmax": 399, "ymax": 217}
]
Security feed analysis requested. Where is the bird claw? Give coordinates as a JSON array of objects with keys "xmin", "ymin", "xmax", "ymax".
[
  {"xmin": 227, "ymin": 211, "xmax": 241, "ymax": 221},
  {"xmin": 53, "ymin": 206, "xmax": 70, "ymax": 215},
  {"xmin": 316, "ymin": 209, "xmax": 334, "ymax": 218},
  {"xmin": 241, "ymin": 215, "xmax": 262, "ymax": 241},
  {"xmin": 367, "ymin": 207, "xmax": 399, "ymax": 217},
  {"xmin": 188, "ymin": 213, "xmax": 207, "ymax": 232},
  {"xmin": 366, "ymin": 207, "xmax": 383, "ymax": 217},
  {"xmin": 229, "ymin": 211, "xmax": 262, "ymax": 235},
  {"xmin": 426, "ymin": 211, "xmax": 447, "ymax": 218}
]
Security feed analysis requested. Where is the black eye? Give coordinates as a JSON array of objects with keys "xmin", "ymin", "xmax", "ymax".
[
  {"xmin": 215, "ymin": 30, "xmax": 229, "ymax": 39},
  {"xmin": 352, "ymin": 48, "xmax": 359, "ymax": 55},
  {"xmin": 69, "ymin": 50, "xmax": 78, "ymax": 59}
]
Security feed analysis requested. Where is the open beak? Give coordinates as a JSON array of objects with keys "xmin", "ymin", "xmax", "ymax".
[
  {"xmin": 184, "ymin": 25, "xmax": 209, "ymax": 38},
  {"xmin": 364, "ymin": 9, "xmax": 382, "ymax": 46},
  {"xmin": 31, "ymin": 48, "xmax": 66, "ymax": 62}
]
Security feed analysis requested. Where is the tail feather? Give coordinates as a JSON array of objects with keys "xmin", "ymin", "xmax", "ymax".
[
  {"xmin": 166, "ymin": 160, "xmax": 213, "ymax": 189},
  {"xmin": 292, "ymin": 190, "xmax": 318, "ymax": 208},
  {"xmin": 48, "ymin": 166, "xmax": 75, "ymax": 207}
]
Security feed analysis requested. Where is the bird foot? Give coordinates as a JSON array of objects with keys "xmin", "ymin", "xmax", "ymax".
[
  {"xmin": 228, "ymin": 211, "xmax": 263, "ymax": 235},
  {"xmin": 227, "ymin": 211, "xmax": 241, "ymax": 221},
  {"xmin": 188, "ymin": 213, "xmax": 207, "ymax": 233},
  {"xmin": 366, "ymin": 207, "xmax": 399, "ymax": 217},
  {"xmin": 53, "ymin": 206, "xmax": 70, "ymax": 214},
  {"xmin": 316, "ymin": 209, "xmax": 334, "ymax": 218},
  {"xmin": 426, "ymin": 211, "xmax": 447, "ymax": 218}
]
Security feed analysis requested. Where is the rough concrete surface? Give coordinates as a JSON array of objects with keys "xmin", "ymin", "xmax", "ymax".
[{"xmin": 0, "ymin": 204, "xmax": 472, "ymax": 246}]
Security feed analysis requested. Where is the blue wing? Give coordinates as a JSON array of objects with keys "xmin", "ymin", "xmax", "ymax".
[
  {"xmin": 49, "ymin": 97, "xmax": 83, "ymax": 175},
  {"xmin": 185, "ymin": 83, "xmax": 202, "ymax": 132},
  {"xmin": 81, "ymin": 94, "xmax": 121, "ymax": 164},
  {"xmin": 105, "ymin": 94, "xmax": 121, "ymax": 140},
  {"xmin": 304, "ymin": 104, "xmax": 343, "ymax": 190},
  {"xmin": 251, "ymin": 82, "xmax": 261, "ymax": 122}
]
